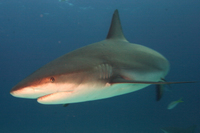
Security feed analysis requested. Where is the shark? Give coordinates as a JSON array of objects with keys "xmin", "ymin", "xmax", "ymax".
[
  {"xmin": 161, "ymin": 125, "xmax": 196, "ymax": 133},
  {"xmin": 10, "ymin": 9, "xmax": 193, "ymax": 105}
]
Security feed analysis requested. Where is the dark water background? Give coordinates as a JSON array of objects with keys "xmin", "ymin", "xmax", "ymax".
[{"xmin": 0, "ymin": 0, "xmax": 200, "ymax": 132}]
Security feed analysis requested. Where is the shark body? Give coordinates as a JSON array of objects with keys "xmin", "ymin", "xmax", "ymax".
[{"xmin": 10, "ymin": 10, "xmax": 170, "ymax": 105}]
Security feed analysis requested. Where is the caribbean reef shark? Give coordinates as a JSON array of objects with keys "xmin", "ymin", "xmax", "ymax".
[
  {"xmin": 10, "ymin": 9, "xmax": 193, "ymax": 105},
  {"xmin": 161, "ymin": 125, "xmax": 196, "ymax": 133}
]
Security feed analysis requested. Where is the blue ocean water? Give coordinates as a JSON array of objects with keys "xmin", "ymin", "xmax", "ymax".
[{"xmin": 0, "ymin": 0, "xmax": 200, "ymax": 132}]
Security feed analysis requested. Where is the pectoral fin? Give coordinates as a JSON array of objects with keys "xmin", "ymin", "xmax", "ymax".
[
  {"xmin": 156, "ymin": 84, "xmax": 164, "ymax": 101},
  {"xmin": 110, "ymin": 78, "xmax": 197, "ymax": 101},
  {"xmin": 110, "ymin": 78, "xmax": 197, "ymax": 84}
]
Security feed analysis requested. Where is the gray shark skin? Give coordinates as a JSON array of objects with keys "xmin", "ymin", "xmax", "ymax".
[
  {"xmin": 10, "ymin": 9, "xmax": 170, "ymax": 105},
  {"xmin": 161, "ymin": 125, "xmax": 196, "ymax": 133}
]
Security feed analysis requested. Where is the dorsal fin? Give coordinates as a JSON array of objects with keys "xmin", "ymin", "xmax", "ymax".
[{"xmin": 106, "ymin": 9, "xmax": 128, "ymax": 42}]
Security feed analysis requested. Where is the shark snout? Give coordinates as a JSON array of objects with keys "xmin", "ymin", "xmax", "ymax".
[
  {"xmin": 10, "ymin": 86, "xmax": 45, "ymax": 99},
  {"xmin": 10, "ymin": 79, "xmax": 66, "ymax": 99},
  {"xmin": 10, "ymin": 81, "xmax": 59, "ymax": 99}
]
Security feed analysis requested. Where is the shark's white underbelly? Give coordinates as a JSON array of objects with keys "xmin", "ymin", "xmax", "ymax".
[
  {"xmin": 37, "ymin": 69, "xmax": 164, "ymax": 104},
  {"xmin": 37, "ymin": 83, "xmax": 150, "ymax": 104}
]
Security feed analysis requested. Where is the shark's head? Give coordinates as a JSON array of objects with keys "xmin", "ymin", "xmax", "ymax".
[
  {"xmin": 10, "ymin": 64, "xmax": 66, "ymax": 99},
  {"xmin": 10, "ymin": 57, "xmax": 113, "ymax": 104}
]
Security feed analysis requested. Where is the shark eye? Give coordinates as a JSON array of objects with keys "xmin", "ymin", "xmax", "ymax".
[{"xmin": 50, "ymin": 77, "xmax": 55, "ymax": 83}]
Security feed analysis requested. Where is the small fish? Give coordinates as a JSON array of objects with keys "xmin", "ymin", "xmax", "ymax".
[{"xmin": 167, "ymin": 98, "xmax": 183, "ymax": 110}]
